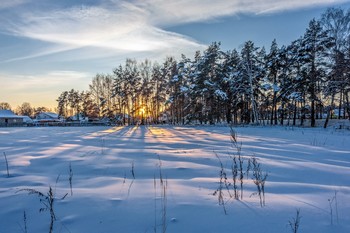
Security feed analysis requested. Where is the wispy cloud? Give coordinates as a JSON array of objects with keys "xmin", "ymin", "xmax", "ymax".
[
  {"xmin": 3, "ymin": 2, "xmax": 205, "ymax": 59},
  {"xmin": 1, "ymin": 0, "xmax": 346, "ymax": 61},
  {"xmin": 135, "ymin": 0, "xmax": 349, "ymax": 25},
  {"xmin": 0, "ymin": 0, "xmax": 28, "ymax": 10},
  {"xmin": 1, "ymin": 70, "xmax": 91, "ymax": 91}
]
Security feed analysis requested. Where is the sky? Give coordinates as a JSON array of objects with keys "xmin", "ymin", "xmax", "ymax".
[{"xmin": 1, "ymin": 0, "xmax": 350, "ymax": 111}]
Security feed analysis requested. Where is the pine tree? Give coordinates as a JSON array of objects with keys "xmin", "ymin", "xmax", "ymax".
[
  {"xmin": 175, "ymin": 55, "xmax": 191, "ymax": 124},
  {"xmin": 300, "ymin": 19, "xmax": 333, "ymax": 127},
  {"xmin": 80, "ymin": 91, "xmax": 97, "ymax": 119},
  {"xmin": 239, "ymin": 41, "xmax": 264, "ymax": 124},
  {"xmin": 190, "ymin": 42, "xmax": 224, "ymax": 124},
  {"xmin": 56, "ymin": 91, "xmax": 68, "ymax": 117},
  {"xmin": 162, "ymin": 56, "xmax": 178, "ymax": 124},
  {"xmin": 321, "ymin": 8, "xmax": 350, "ymax": 126},
  {"xmin": 139, "ymin": 59, "xmax": 153, "ymax": 124},
  {"xmin": 265, "ymin": 39, "xmax": 282, "ymax": 125},
  {"xmin": 151, "ymin": 63, "xmax": 167, "ymax": 123},
  {"xmin": 221, "ymin": 49, "xmax": 241, "ymax": 123}
]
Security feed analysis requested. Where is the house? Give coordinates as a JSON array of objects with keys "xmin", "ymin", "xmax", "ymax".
[
  {"xmin": 22, "ymin": 116, "xmax": 34, "ymax": 125},
  {"xmin": 35, "ymin": 112, "xmax": 61, "ymax": 122},
  {"xmin": 67, "ymin": 113, "xmax": 88, "ymax": 122},
  {"xmin": 0, "ymin": 110, "xmax": 24, "ymax": 126},
  {"xmin": 159, "ymin": 112, "xmax": 168, "ymax": 124}
]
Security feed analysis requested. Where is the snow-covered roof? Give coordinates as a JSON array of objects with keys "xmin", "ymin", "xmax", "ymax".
[
  {"xmin": 0, "ymin": 109, "xmax": 15, "ymax": 116},
  {"xmin": 39, "ymin": 112, "xmax": 59, "ymax": 119},
  {"xmin": 21, "ymin": 116, "xmax": 33, "ymax": 123},
  {"xmin": 45, "ymin": 112, "xmax": 59, "ymax": 118},
  {"xmin": 0, "ymin": 110, "xmax": 23, "ymax": 118}
]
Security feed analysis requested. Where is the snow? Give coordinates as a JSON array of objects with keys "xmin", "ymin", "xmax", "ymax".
[
  {"xmin": 0, "ymin": 125, "xmax": 349, "ymax": 233},
  {"xmin": 204, "ymin": 80, "xmax": 214, "ymax": 86},
  {"xmin": 288, "ymin": 92, "xmax": 303, "ymax": 101},
  {"xmin": 214, "ymin": 89, "xmax": 228, "ymax": 100},
  {"xmin": 22, "ymin": 116, "xmax": 33, "ymax": 123},
  {"xmin": 262, "ymin": 82, "xmax": 272, "ymax": 90},
  {"xmin": 171, "ymin": 75, "xmax": 179, "ymax": 82},
  {"xmin": 273, "ymin": 84, "xmax": 280, "ymax": 92},
  {"xmin": 0, "ymin": 110, "xmax": 16, "ymax": 117},
  {"xmin": 180, "ymin": 86, "xmax": 189, "ymax": 92},
  {"xmin": 40, "ymin": 112, "xmax": 59, "ymax": 119},
  {"xmin": 0, "ymin": 110, "xmax": 23, "ymax": 119}
]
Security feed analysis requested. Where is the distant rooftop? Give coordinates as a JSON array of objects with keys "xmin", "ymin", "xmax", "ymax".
[
  {"xmin": 0, "ymin": 110, "xmax": 23, "ymax": 118},
  {"xmin": 39, "ymin": 112, "xmax": 59, "ymax": 118}
]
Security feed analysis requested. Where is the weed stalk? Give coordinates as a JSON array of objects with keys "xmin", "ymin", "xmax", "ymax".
[
  {"xmin": 251, "ymin": 157, "xmax": 268, "ymax": 207},
  {"xmin": 213, "ymin": 154, "xmax": 231, "ymax": 214},
  {"xmin": 3, "ymin": 152, "xmax": 9, "ymax": 177},
  {"xmin": 231, "ymin": 156, "xmax": 238, "ymax": 200},
  {"xmin": 328, "ymin": 190, "xmax": 339, "ymax": 225},
  {"xmin": 288, "ymin": 209, "xmax": 301, "ymax": 233},
  {"xmin": 17, "ymin": 186, "xmax": 68, "ymax": 233},
  {"xmin": 69, "ymin": 163, "xmax": 73, "ymax": 196}
]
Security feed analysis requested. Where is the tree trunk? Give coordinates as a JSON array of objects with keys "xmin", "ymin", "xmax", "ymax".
[
  {"xmin": 344, "ymin": 92, "xmax": 350, "ymax": 121},
  {"xmin": 311, "ymin": 98, "xmax": 316, "ymax": 127},
  {"xmin": 323, "ymin": 94, "xmax": 334, "ymax": 128},
  {"xmin": 280, "ymin": 102, "xmax": 284, "ymax": 125},
  {"xmin": 293, "ymin": 100, "xmax": 297, "ymax": 126},
  {"xmin": 270, "ymin": 96, "xmax": 274, "ymax": 125},
  {"xmin": 338, "ymin": 90, "xmax": 343, "ymax": 119},
  {"xmin": 226, "ymin": 103, "xmax": 232, "ymax": 124}
]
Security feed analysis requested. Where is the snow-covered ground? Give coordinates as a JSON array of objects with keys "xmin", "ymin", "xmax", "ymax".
[{"xmin": 0, "ymin": 125, "xmax": 349, "ymax": 233}]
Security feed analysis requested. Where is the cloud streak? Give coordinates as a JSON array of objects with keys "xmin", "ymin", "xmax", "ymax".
[
  {"xmin": 136, "ymin": 0, "xmax": 349, "ymax": 25},
  {"xmin": 4, "ymin": 2, "xmax": 205, "ymax": 59},
  {"xmin": 0, "ymin": 0, "xmax": 28, "ymax": 10},
  {"xmin": 1, "ymin": 70, "xmax": 91, "ymax": 91},
  {"xmin": 3, "ymin": 0, "xmax": 346, "ymax": 61}
]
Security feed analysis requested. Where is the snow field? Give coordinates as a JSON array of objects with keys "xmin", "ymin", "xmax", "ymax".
[{"xmin": 0, "ymin": 125, "xmax": 349, "ymax": 233}]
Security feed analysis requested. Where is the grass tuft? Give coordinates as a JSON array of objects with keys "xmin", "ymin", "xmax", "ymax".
[{"xmin": 17, "ymin": 185, "xmax": 68, "ymax": 233}]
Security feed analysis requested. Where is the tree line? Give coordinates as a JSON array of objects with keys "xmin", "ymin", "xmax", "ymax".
[
  {"xmin": 0, "ymin": 102, "xmax": 51, "ymax": 118},
  {"xmin": 56, "ymin": 8, "xmax": 350, "ymax": 127}
]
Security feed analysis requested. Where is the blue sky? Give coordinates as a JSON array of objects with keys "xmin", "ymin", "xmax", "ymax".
[{"xmin": 1, "ymin": 0, "xmax": 350, "ymax": 110}]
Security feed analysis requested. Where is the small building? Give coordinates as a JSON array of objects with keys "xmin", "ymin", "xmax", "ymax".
[
  {"xmin": 36, "ymin": 112, "xmax": 61, "ymax": 122},
  {"xmin": 22, "ymin": 116, "xmax": 34, "ymax": 125},
  {"xmin": 0, "ymin": 110, "xmax": 24, "ymax": 126},
  {"xmin": 159, "ymin": 112, "xmax": 168, "ymax": 124},
  {"xmin": 67, "ymin": 113, "xmax": 88, "ymax": 122}
]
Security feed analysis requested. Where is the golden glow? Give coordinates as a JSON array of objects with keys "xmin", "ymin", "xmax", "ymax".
[
  {"xmin": 140, "ymin": 107, "xmax": 145, "ymax": 115},
  {"xmin": 101, "ymin": 126, "xmax": 124, "ymax": 134}
]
